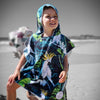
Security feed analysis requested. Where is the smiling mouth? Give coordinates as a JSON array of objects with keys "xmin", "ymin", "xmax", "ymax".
[{"xmin": 49, "ymin": 23, "xmax": 56, "ymax": 25}]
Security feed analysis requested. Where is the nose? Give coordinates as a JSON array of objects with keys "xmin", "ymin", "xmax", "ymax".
[{"xmin": 50, "ymin": 17, "xmax": 55, "ymax": 21}]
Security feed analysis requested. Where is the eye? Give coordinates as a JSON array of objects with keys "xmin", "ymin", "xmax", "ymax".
[
  {"xmin": 46, "ymin": 16, "xmax": 51, "ymax": 19},
  {"xmin": 54, "ymin": 16, "xmax": 58, "ymax": 19}
]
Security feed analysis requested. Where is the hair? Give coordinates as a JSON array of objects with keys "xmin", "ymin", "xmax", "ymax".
[
  {"xmin": 43, "ymin": 6, "xmax": 55, "ymax": 11},
  {"xmin": 43, "ymin": 6, "xmax": 58, "ymax": 18}
]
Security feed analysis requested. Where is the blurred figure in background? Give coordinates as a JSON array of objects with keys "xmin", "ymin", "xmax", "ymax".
[
  {"xmin": 9, "ymin": 26, "xmax": 34, "ymax": 99},
  {"xmin": 8, "ymin": 26, "xmax": 33, "ymax": 58}
]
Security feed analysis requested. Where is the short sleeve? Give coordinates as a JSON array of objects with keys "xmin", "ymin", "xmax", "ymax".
[
  {"xmin": 66, "ymin": 37, "xmax": 75, "ymax": 53},
  {"xmin": 23, "ymin": 35, "xmax": 35, "ymax": 64},
  {"xmin": 62, "ymin": 35, "xmax": 75, "ymax": 55}
]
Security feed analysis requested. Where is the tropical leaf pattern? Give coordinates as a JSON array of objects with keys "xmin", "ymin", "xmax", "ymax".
[{"xmin": 15, "ymin": 4, "xmax": 74, "ymax": 100}]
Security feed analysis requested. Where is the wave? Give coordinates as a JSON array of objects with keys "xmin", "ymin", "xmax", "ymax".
[
  {"xmin": 71, "ymin": 39, "xmax": 100, "ymax": 43},
  {"xmin": 0, "ymin": 41, "xmax": 9, "ymax": 45},
  {"xmin": 0, "ymin": 39, "xmax": 99, "ymax": 45}
]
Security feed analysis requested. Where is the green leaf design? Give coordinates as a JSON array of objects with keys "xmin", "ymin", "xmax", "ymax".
[
  {"xmin": 69, "ymin": 41, "xmax": 75, "ymax": 48},
  {"xmin": 18, "ymin": 78, "xmax": 31, "ymax": 87},
  {"xmin": 49, "ymin": 85, "xmax": 60, "ymax": 100},
  {"xmin": 57, "ymin": 48, "xmax": 62, "ymax": 54},
  {"xmin": 34, "ymin": 59, "xmax": 42, "ymax": 68},
  {"xmin": 33, "ymin": 34, "xmax": 42, "ymax": 41}
]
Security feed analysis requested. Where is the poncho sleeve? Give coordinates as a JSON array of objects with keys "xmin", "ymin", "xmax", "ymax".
[
  {"xmin": 23, "ymin": 35, "xmax": 35, "ymax": 65},
  {"xmin": 63, "ymin": 36, "xmax": 75, "ymax": 56}
]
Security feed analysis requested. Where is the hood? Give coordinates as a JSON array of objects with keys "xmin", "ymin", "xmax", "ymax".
[{"xmin": 36, "ymin": 4, "xmax": 61, "ymax": 36}]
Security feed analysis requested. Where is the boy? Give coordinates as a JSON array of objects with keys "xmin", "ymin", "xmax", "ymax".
[{"xmin": 7, "ymin": 4, "xmax": 74, "ymax": 100}]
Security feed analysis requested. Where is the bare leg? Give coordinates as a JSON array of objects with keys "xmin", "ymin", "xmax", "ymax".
[{"xmin": 7, "ymin": 82, "xmax": 20, "ymax": 100}]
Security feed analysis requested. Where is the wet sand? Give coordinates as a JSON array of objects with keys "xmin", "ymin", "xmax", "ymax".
[{"xmin": 0, "ymin": 39, "xmax": 100, "ymax": 100}]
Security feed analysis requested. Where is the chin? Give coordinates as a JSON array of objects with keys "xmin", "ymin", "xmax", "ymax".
[{"xmin": 50, "ymin": 26, "xmax": 57, "ymax": 29}]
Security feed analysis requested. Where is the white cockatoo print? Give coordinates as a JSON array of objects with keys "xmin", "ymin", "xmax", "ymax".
[{"xmin": 42, "ymin": 52, "xmax": 55, "ymax": 86}]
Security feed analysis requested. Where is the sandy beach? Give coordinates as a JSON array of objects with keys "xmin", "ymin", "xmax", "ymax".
[{"xmin": 0, "ymin": 39, "xmax": 100, "ymax": 100}]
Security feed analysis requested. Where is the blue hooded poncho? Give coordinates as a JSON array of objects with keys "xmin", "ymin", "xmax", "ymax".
[{"xmin": 15, "ymin": 4, "xmax": 74, "ymax": 100}]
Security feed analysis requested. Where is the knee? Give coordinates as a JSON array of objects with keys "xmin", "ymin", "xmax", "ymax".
[
  {"xmin": 6, "ymin": 82, "xmax": 12, "ymax": 92},
  {"xmin": 6, "ymin": 82, "xmax": 16, "ymax": 92}
]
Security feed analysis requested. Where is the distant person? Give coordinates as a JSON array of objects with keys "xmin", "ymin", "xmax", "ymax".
[
  {"xmin": 8, "ymin": 26, "xmax": 33, "ymax": 58},
  {"xmin": 7, "ymin": 4, "xmax": 74, "ymax": 100},
  {"xmin": 9, "ymin": 31, "xmax": 17, "ymax": 46}
]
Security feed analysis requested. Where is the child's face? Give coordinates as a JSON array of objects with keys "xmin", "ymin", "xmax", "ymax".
[{"xmin": 42, "ymin": 8, "xmax": 58, "ymax": 33}]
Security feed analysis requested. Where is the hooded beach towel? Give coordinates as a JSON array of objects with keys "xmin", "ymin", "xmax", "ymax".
[{"xmin": 15, "ymin": 4, "xmax": 74, "ymax": 100}]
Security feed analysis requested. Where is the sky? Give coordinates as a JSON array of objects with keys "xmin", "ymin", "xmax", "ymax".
[{"xmin": 0, "ymin": 0, "xmax": 100, "ymax": 38}]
